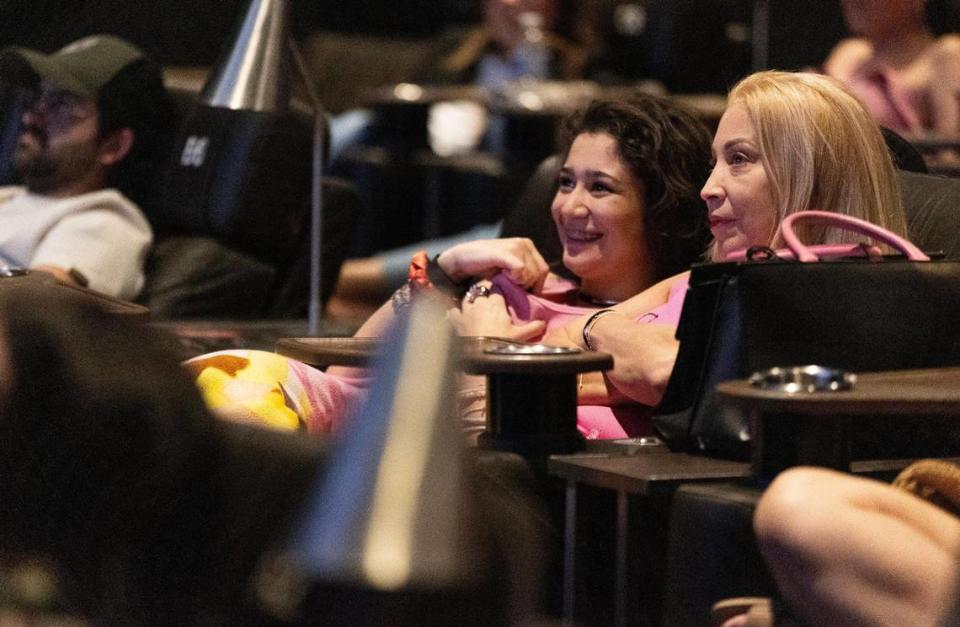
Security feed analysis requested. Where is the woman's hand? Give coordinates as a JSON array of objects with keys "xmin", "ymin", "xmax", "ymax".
[
  {"xmin": 540, "ymin": 315, "xmax": 584, "ymax": 349},
  {"xmin": 447, "ymin": 281, "xmax": 546, "ymax": 341},
  {"xmin": 437, "ymin": 237, "xmax": 549, "ymax": 293},
  {"xmin": 544, "ymin": 308, "xmax": 678, "ymax": 407}
]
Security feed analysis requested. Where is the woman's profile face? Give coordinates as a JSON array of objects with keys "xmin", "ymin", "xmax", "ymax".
[
  {"xmin": 701, "ymin": 103, "xmax": 778, "ymax": 260},
  {"xmin": 552, "ymin": 132, "xmax": 648, "ymax": 296}
]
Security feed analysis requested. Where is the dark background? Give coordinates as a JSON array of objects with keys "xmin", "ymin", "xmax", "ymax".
[
  {"xmin": 0, "ymin": 0, "xmax": 475, "ymax": 65},
  {"xmin": 2, "ymin": 1, "xmax": 958, "ymax": 94},
  {"xmin": 0, "ymin": 0, "xmax": 845, "ymax": 74}
]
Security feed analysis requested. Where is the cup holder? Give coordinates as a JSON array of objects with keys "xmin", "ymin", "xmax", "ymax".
[
  {"xmin": 483, "ymin": 344, "xmax": 581, "ymax": 355},
  {"xmin": 749, "ymin": 365, "xmax": 856, "ymax": 393}
]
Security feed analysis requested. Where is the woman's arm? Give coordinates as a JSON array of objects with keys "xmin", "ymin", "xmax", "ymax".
[
  {"xmin": 542, "ymin": 317, "xmax": 678, "ymax": 407},
  {"xmin": 350, "ymin": 236, "xmax": 550, "ymax": 341},
  {"xmin": 330, "ymin": 238, "xmax": 550, "ymax": 376},
  {"xmin": 542, "ymin": 273, "xmax": 686, "ymax": 406},
  {"xmin": 437, "ymin": 237, "xmax": 549, "ymax": 292},
  {"xmin": 327, "ymin": 298, "xmax": 406, "ymax": 378},
  {"xmin": 581, "ymin": 315, "xmax": 678, "ymax": 407},
  {"xmin": 754, "ymin": 467, "xmax": 960, "ymax": 627},
  {"xmin": 609, "ymin": 272, "xmax": 685, "ymax": 317}
]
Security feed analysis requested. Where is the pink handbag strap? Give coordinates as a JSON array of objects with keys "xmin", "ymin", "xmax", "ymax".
[
  {"xmin": 781, "ymin": 210, "xmax": 929, "ymax": 262},
  {"xmin": 725, "ymin": 242, "xmax": 884, "ymax": 262}
]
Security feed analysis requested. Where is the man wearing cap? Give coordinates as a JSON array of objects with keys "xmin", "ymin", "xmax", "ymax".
[{"xmin": 0, "ymin": 35, "xmax": 174, "ymax": 300}]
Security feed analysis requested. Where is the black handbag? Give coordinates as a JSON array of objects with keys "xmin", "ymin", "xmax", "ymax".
[{"xmin": 653, "ymin": 211, "xmax": 960, "ymax": 460}]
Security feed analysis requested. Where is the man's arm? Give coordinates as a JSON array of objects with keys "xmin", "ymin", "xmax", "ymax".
[
  {"xmin": 30, "ymin": 264, "xmax": 84, "ymax": 287},
  {"xmin": 30, "ymin": 202, "xmax": 151, "ymax": 300}
]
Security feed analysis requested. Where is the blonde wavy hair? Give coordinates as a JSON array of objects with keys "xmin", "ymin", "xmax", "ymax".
[{"xmin": 726, "ymin": 70, "xmax": 907, "ymax": 250}]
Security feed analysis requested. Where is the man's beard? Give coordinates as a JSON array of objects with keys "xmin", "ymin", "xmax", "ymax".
[
  {"xmin": 15, "ymin": 157, "xmax": 61, "ymax": 193},
  {"xmin": 14, "ymin": 126, "xmax": 95, "ymax": 194}
]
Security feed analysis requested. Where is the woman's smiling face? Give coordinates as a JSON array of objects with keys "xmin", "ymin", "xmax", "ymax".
[
  {"xmin": 552, "ymin": 132, "xmax": 650, "ymax": 299},
  {"xmin": 701, "ymin": 103, "xmax": 778, "ymax": 260}
]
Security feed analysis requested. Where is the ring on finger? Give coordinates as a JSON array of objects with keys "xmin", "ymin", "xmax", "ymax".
[{"xmin": 466, "ymin": 283, "xmax": 493, "ymax": 304}]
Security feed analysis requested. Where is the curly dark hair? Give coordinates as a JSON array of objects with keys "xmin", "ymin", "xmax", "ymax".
[{"xmin": 558, "ymin": 93, "xmax": 713, "ymax": 281}]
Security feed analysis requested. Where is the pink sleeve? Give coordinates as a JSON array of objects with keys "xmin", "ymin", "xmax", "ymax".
[{"xmin": 285, "ymin": 361, "xmax": 371, "ymax": 435}]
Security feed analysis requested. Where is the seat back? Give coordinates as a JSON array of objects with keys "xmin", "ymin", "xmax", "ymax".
[
  {"xmin": 139, "ymin": 87, "xmax": 360, "ymax": 319},
  {"xmin": 901, "ymin": 170, "xmax": 960, "ymax": 259},
  {"xmin": 156, "ymin": 100, "xmax": 313, "ymax": 265}
]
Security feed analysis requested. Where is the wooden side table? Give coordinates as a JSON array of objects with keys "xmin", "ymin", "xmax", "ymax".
[
  {"xmin": 546, "ymin": 447, "xmax": 955, "ymax": 627},
  {"xmin": 716, "ymin": 366, "xmax": 960, "ymax": 476}
]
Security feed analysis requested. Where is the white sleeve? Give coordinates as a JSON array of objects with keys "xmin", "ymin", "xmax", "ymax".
[{"xmin": 30, "ymin": 207, "xmax": 152, "ymax": 300}]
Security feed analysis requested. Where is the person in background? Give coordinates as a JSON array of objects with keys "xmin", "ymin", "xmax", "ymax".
[
  {"xmin": 824, "ymin": 0, "xmax": 960, "ymax": 141},
  {"xmin": 330, "ymin": 0, "xmax": 587, "ymax": 162},
  {"xmin": 0, "ymin": 35, "xmax": 174, "ymax": 300},
  {"xmin": 416, "ymin": 0, "xmax": 588, "ymax": 90}
]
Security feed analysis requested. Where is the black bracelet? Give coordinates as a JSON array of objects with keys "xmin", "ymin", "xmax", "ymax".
[
  {"xmin": 581, "ymin": 309, "xmax": 617, "ymax": 351},
  {"xmin": 426, "ymin": 254, "xmax": 469, "ymax": 299}
]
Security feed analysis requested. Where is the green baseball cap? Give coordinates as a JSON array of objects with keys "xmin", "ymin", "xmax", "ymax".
[{"xmin": 0, "ymin": 35, "xmax": 145, "ymax": 99}]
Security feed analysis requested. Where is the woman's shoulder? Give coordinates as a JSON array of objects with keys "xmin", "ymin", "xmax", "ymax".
[
  {"xmin": 926, "ymin": 35, "xmax": 960, "ymax": 70},
  {"xmin": 823, "ymin": 37, "xmax": 874, "ymax": 80}
]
